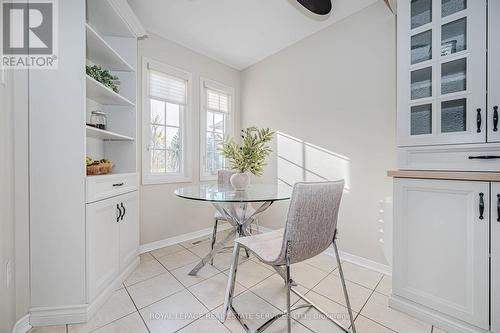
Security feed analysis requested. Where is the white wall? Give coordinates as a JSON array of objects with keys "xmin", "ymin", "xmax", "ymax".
[
  {"xmin": 241, "ymin": 1, "xmax": 396, "ymax": 264},
  {"xmin": 0, "ymin": 69, "xmax": 17, "ymax": 332},
  {"xmin": 139, "ymin": 34, "xmax": 241, "ymax": 245}
]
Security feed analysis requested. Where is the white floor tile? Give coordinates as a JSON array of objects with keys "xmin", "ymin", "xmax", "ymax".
[
  {"xmin": 361, "ymin": 292, "xmax": 432, "ymax": 333},
  {"xmin": 211, "ymin": 251, "xmax": 250, "ymax": 272},
  {"xmin": 432, "ymin": 326, "xmax": 449, "ymax": 333},
  {"xmin": 375, "ymin": 275, "xmax": 392, "ymax": 296},
  {"xmin": 139, "ymin": 252, "xmax": 154, "ymax": 263},
  {"xmin": 126, "ymin": 272, "xmax": 184, "ymax": 309},
  {"xmin": 140, "ymin": 289, "xmax": 208, "ymax": 333},
  {"xmin": 290, "ymin": 261, "xmax": 331, "ymax": 289},
  {"xmin": 68, "ymin": 289, "xmax": 136, "ymax": 333},
  {"xmin": 150, "ymin": 244, "xmax": 185, "ymax": 259},
  {"xmin": 189, "ymin": 273, "xmax": 246, "ymax": 310},
  {"xmin": 304, "ymin": 254, "xmax": 338, "ymax": 273},
  {"xmin": 187, "ymin": 242, "xmax": 213, "ymax": 258},
  {"xmin": 355, "ymin": 315, "xmax": 396, "ymax": 333},
  {"xmin": 250, "ymin": 274, "xmax": 308, "ymax": 311},
  {"xmin": 295, "ymin": 290, "xmax": 357, "ymax": 333},
  {"xmin": 124, "ymin": 259, "xmax": 167, "ymax": 287},
  {"xmin": 312, "ymin": 273, "xmax": 373, "ymax": 312},
  {"xmin": 171, "ymin": 261, "xmax": 221, "ymax": 288},
  {"xmin": 92, "ymin": 312, "xmax": 148, "ymax": 333},
  {"xmin": 224, "ymin": 259, "xmax": 274, "ymax": 289},
  {"xmin": 212, "ymin": 290, "xmax": 282, "ymax": 333},
  {"xmin": 176, "ymin": 313, "xmax": 231, "ymax": 333},
  {"xmin": 157, "ymin": 249, "xmax": 200, "ymax": 271},
  {"xmin": 333, "ymin": 262, "xmax": 383, "ymax": 290},
  {"xmin": 28, "ymin": 325, "xmax": 66, "ymax": 333}
]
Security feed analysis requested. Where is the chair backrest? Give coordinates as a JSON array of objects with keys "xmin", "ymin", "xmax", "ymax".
[
  {"xmin": 278, "ymin": 180, "xmax": 345, "ymax": 264},
  {"xmin": 217, "ymin": 169, "xmax": 237, "ymax": 185}
]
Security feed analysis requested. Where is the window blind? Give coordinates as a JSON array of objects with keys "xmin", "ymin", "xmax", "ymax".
[
  {"xmin": 150, "ymin": 70, "xmax": 187, "ymax": 105},
  {"xmin": 207, "ymin": 89, "xmax": 229, "ymax": 112}
]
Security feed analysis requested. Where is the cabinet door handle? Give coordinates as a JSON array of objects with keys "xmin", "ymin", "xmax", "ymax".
[
  {"xmin": 494, "ymin": 106, "xmax": 499, "ymax": 132},
  {"xmin": 113, "ymin": 182, "xmax": 124, "ymax": 187},
  {"xmin": 497, "ymin": 194, "xmax": 500, "ymax": 222},
  {"xmin": 477, "ymin": 108, "xmax": 482, "ymax": 133},
  {"xmin": 120, "ymin": 203, "xmax": 126, "ymax": 221},
  {"xmin": 117, "ymin": 204, "xmax": 122, "ymax": 222},
  {"xmin": 468, "ymin": 155, "xmax": 500, "ymax": 160},
  {"xmin": 479, "ymin": 193, "xmax": 485, "ymax": 220}
]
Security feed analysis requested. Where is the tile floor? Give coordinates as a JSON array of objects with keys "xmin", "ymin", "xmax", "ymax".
[{"xmin": 29, "ymin": 230, "xmax": 448, "ymax": 333}]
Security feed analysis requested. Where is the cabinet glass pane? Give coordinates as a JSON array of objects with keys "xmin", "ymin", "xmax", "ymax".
[
  {"xmin": 411, "ymin": 0, "xmax": 432, "ymax": 29},
  {"xmin": 411, "ymin": 30, "xmax": 432, "ymax": 64},
  {"xmin": 441, "ymin": 18, "xmax": 467, "ymax": 56},
  {"xmin": 411, "ymin": 104, "xmax": 432, "ymax": 135},
  {"xmin": 442, "ymin": 0, "xmax": 466, "ymax": 17},
  {"xmin": 441, "ymin": 58, "xmax": 466, "ymax": 94},
  {"xmin": 411, "ymin": 67, "xmax": 432, "ymax": 99},
  {"xmin": 441, "ymin": 99, "xmax": 466, "ymax": 133}
]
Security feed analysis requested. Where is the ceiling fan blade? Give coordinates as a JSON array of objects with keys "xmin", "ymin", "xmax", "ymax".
[{"xmin": 297, "ymin": 0, "xmax": 332, "ymax": 15}]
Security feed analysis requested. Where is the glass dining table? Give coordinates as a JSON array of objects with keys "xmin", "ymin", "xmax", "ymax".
[{"xmin": 174, "ymin": 183, "xmax": 292, "ymax": 276}]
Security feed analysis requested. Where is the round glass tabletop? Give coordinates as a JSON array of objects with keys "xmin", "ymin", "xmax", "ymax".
[{"xmin": 174, "ymin": 183, "xmax": 293, "ymax": 203}]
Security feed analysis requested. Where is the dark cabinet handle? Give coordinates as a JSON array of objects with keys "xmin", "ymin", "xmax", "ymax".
[
  {"xmin": 479, "ymin": 193, "xmax": 484, "ymax": 220},
  {"xmin": 120, "ymin": 203, "xmax": 126, "ymax": 221},
  {"xmin": 477, "ymin": 108, "xmax": 482, "ymax": 133},
  {"xmin": 117, "ymin": 204, "xmax": 122, "ymax": 222},
  {"xmin": 468, "ymin": 155, "xmax": 500, "ymax": 160},
  {"xmin": 497, "ymin": 194, "xmax": 500, "ymax": 222},
  {"xmin": 494, "ymin": 106, "xmax": 499, "ymax": 132},
  {"xmin": 113, "ymin": 182, "xmax": 124, "ymax": 187}
]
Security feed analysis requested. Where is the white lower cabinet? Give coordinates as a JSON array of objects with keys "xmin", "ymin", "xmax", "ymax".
[
  {"xmin": 86, "ymin": 190, "xmax": 139, "ymax": 302},
  {"xmin": 492, "ymin": 183, "xmax": 500, "ymax": 333},
  {"xmin": 393, "ymin": 179, "xmax": 490, "ymax": 330}
]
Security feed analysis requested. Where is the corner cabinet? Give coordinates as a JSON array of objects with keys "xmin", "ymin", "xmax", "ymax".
[
  {"xmin": 397, "ymin": 0, "xmax": 488, "ymax": 146},
  {"xmin": 393, "ymin": 178, "xmax": 490, "ymax": 330}
]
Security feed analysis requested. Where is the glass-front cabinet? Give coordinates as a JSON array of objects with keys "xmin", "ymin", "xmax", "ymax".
[{"xmin": 397, "ymin": 0, "xmax": 487, "ymax": 146}]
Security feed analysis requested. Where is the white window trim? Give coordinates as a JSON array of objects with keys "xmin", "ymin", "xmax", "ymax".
[
  {"xmin": 199, "ymin": 77, "xmax": 235, "ymax": 181},
  {"xmin": 142, "ymin": 57, "xmax": 193, "ymax": 185}
]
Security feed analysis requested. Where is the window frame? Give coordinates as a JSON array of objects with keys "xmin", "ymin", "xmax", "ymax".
[
  {"xmin": 142, "ymin": 57, "xmax": 193, "ymax": 185},
  {"xmin": 199, "ymin": 78, "xmax": 235, "ymax": 181}
]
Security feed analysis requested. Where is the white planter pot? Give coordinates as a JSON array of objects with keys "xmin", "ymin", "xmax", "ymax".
[{"xmin": 230, "ymin": 172, "xmax": 250, "ymax": 191}]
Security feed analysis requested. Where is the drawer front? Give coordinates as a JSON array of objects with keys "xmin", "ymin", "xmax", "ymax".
[
  {"xmin": 86, "ymin": 173, "xmax": 138, "ymax": 203},
  {"xmin": 398, "ymin": 144, "xmax": 500, "ymax": 171}
]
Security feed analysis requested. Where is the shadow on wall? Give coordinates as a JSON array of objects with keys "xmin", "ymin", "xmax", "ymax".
[{"xmin": 276, "ymin": 131, "xmax": 351, "ymax": 190}]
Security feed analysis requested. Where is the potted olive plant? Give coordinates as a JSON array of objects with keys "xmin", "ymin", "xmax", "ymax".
[{"xmin": 219, "ymin": 127, "xmax": 274, "ymax": 190}]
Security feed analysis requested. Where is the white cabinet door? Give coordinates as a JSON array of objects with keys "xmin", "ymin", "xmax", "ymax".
[
  {"xmin": 118, "ymin": 191, "xmax": 139, "ymax": 269},
  {"xmin": 489, "ymin": 0, "xmax": 500, "ymax": 143},
  {"xmin": 86, "ymin": 197, "xmax": 120, "ymax": 302},
  {"xmin": 397, "ymin": 0, "xmax": 487, "ymax": 146},
  {"xmin": 492, "ymin": 182, "xmax": 500, "ymax": 332},
  {"xmin": 393, "ymin": 179, "xmax": 489, "ymax": 329}
]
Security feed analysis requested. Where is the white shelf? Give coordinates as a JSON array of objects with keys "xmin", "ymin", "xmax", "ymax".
[
  {"xmin": 86, "ymin": 24, "xmax": 134, "ymax": 72},
  {"xmin": 86, "ymin": 75, "xmax": 134, "ymax": 106},
  {"xmin": 86, "ymin": 126, "xmax": 134, "ymax": 141},
  {"xmin": 87, "ymin": 0, "xmax": 135, "ymax": 37}
]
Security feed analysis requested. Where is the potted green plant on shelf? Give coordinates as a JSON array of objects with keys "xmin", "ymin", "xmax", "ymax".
[
  {"xmin": 86, "ymin": 65, "xmax": 120, "ymax": 93},
  {"xmin": 219, "ymin": 126, "xmax": 274, "ymax": 190}
]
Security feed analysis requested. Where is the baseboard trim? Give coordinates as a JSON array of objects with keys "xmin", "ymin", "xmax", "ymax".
[
  {"xmin": 139, "ymin": 223, "xmax": 232, "ymax": 253},
  {"xmin": 12, "ymin": 314, "xmax": 31, "ymax": 333},
  {"xmin": 29, "ymin": 257, "xmax": 140, "ymax": 327},
  {"xmin": 389, "ymin": 295, "xmax": 488, "ymax": 333}
]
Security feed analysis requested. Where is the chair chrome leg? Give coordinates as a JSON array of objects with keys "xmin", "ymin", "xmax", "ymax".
[
  {"xmin": 223, "ymin": 243, "xmax": 240, "ymax": 321},
  {"xmin": 333, "ymin": 241, "xmax": 357, "ymax": 333},
  {"xmin": 210, "ymin": 219, "xmax": 219, "ymax": 265},
  {"xmin": 285, "ymin": 245, "xmax": 292, "ymax": 333}
]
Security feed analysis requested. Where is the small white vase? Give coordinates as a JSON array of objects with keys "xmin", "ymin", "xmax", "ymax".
[{"xmin": 230, "ymin": 172, "xmax": 250, "ymax": 191}]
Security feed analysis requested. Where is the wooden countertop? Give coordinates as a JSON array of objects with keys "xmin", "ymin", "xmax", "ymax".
[{"xmin": 388, "ymin": 170, "xmax": 500, "ymax": 182}]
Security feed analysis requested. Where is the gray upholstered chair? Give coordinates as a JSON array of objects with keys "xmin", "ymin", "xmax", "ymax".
[
  {"xmin": 210, "ymin": 170, "xmax": 258, "ymax": 264},
  {"xmin": 222, "ymin": 180, "xmax": 356, "ymax": 333}
]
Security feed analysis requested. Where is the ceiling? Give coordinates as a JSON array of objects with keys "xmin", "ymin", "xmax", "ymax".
[{"xmin": 128, "ymin": 0, "xmax": 379, "ymax": 70}]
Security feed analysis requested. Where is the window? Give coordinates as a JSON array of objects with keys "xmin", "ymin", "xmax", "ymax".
[
  {"xmin": 200, "ymin": 79, "xmax": 234, "ymax": 180},
  {"xmin": 143, "ymin": 58, "xmax": 192, "ymax": 184}
]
